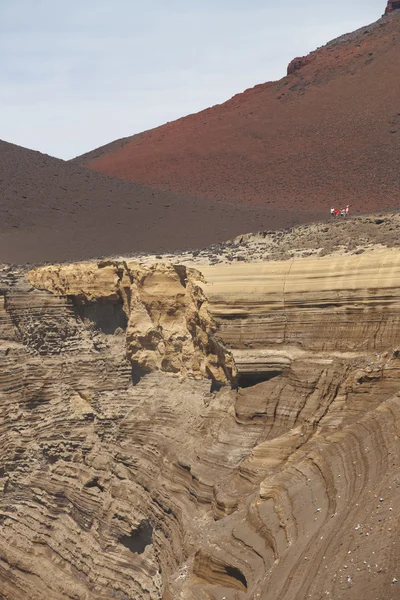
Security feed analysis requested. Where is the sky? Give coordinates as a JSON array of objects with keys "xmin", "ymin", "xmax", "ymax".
[{"xmin": 0, "ymin": 0, "xmax": 385, "ymax": 160}]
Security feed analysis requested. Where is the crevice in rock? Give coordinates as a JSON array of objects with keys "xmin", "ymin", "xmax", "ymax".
[
  {"xmin": 173, "ymin": 265, "xmax": 188, "ymax": 288},
  {"xmin": 83, "ymin": 477, "xmax": 105, "ymax": 493},
  {"xmin": 43, "ymin": 452, "xmax": 60, "ymax": 465},
  {"xmin": 119, "ymin": 520, "xmax": 153, "ymax": 555},
  {"xmin": 192, "ymin": 551, "xmax": 248, "ymax": 592},
  {"xmin": 71, "ymin": 296, "xmax": 127, "ymax": 335},
  {"xmin": 237, "ymin": 370, "xmax": 282, "ymax": 389},
  {"xmin": 210, "ymin": 379, "xmax": 225, "ymax": 393},
  {"xmin": 224, "ymin": 565, "xmax": 248, "ymax": 590},
  {"xmin": 282, "ymin": 258, "xmax": 295, "ymax": 344},
  {"xmin": 26, "ymin": 396, "xmax": 50, "ymax": 409},
  {"xmin": 131, "ymin": 362, "xmax": 148, "ymax": 385}
]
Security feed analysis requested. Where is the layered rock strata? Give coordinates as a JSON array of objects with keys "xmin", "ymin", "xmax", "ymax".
[
  {"xmin": 28, "ymin": 261, "xmax": 237, "ymax": 385},
  {"xmin": 1, "ymin": 249, "xmax": 400, "ymax": 600}
]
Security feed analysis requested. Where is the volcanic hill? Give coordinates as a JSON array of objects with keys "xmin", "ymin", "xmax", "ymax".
[
  {"xmin": 0, "ymin": 140, "xmax": 277, "ymax": 264},
  {"xmin": 74, "ymin": 8, "xmax": 400, "ymax": 222}
]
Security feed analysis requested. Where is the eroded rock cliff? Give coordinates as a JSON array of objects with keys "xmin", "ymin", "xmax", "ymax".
[
  {"xmin": 1, "ymin": 250, "xmax": 400, "ymax": 600},
  {"xmin": 385, "ymin": 1, "xmax": 400, "ymax": 14},
  {"xmin": 28, "ymin": 261, "xmax": 237, "ymax": 385}
]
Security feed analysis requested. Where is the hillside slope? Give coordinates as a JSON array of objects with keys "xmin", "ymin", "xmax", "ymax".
[
  {"xmin": 74, "ymin": 8, "xmax": 400, "ymax": 220},
  {"xmin": 0, "ymin": 140, "xmax": 278, "ymax": 264}
]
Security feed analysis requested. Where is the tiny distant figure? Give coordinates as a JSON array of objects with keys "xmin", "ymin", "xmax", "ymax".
[
  {"xmin": 345, "ymin": 204, "xmax": 350, "ymax": 218},
  {"xmin": 330, "ymin": 207, "xmax": 335, "ymax": 218},
  {"xmin": 340, "ymin": 208, "xmax": 346, "ymax": 218},
  {"xmin": 334, "ymin": 208, "xmax": 339, "ymax": 217}
]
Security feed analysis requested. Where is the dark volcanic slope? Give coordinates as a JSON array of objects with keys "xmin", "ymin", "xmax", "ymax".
[
  {"xmin": 74, "ymin": 9, "xmax": 400, "ymax": 221},
  {"xmin": 0, "ymin": 140, "xmax": 285, "ymax": 264}
]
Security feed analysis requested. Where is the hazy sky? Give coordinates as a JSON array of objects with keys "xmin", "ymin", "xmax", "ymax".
[{"xmin": 0, "ymin": 0, "xmax": 385, "ymax": 159}]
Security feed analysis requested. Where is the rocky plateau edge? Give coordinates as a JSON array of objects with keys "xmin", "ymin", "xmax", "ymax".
[{"xmin": 1, "ymin": 249, "xmax": 400, "ymax": 599}]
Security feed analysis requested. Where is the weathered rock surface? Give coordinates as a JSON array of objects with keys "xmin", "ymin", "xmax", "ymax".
[
  {"xmin": 2, "ymin": 249, "xmax": 400, "ymax": 600},
  {"xmin": 385, "ymin": 1, "xmax": 400, "ymax": 14},
  {"xmin": 28, "ymin": 261, "xmax": 236, "ymax": 385}
]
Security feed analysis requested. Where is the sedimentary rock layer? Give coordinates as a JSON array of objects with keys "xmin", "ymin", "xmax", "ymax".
[
  {"xmin": 201, "ymin": 248, "xmax": 400, "ymax": 354},
  {"xmin": 28, "ymin": 261, "xmax": 237, "ymax": 385},
  {"xmin": 1, "ymin": 249, "xmax": 400, "ymax": 600}
]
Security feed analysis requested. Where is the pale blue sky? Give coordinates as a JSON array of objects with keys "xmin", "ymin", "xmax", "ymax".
[{"xmin": 0, "ymin": 0, "xmax": 385, "ymax": 159}]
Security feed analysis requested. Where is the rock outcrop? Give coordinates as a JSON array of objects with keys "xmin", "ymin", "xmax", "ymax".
[
  {"xmin": 2, "ymin": 249, "xmax": 400, "ymax": 600},
  {"xmin": 385, "ymin": 1, "xmax": 400, "ymax": 14},
  {"xmin": 28, "ymin": 261, "xmax": 237, "ymax": 385},
  {"xmin": 286, "ymin": 55, "xmax": 312, "ymax": 76}
]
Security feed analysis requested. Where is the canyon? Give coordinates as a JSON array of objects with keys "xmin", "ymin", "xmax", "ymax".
[{"xmin": 2, "ymin": 243, "xmax": 400, "ymax": 600}]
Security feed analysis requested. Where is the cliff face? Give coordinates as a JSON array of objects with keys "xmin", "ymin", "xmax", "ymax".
[
  {"xmin": 28, "ymin": 261, "xmax": 237, "ymax": 385},
  {"xmin": 385, "ymin": 1, "xmax": 400, "ymax": 14},
  {"xmin": 2, "ymin": 250, "xmax": 400, "ymax": 600}
]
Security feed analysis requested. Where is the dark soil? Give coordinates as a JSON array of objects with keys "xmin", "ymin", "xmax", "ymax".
[{"xmin": 0, "ymin": 140, "xmax": 296, "ymax": 265}]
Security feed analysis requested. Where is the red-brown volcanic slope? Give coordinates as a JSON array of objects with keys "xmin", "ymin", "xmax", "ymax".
[
  {"xmin": 0, "ymin": 140, "xmax": 281, "ymax": 264},
  {"xmin": 75, "ymin": 10, "xmax": 400, "ymax": 221}
]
